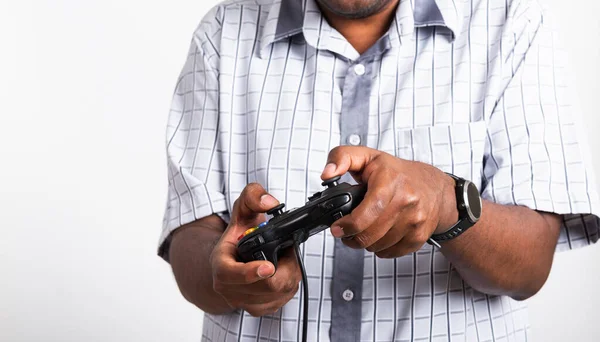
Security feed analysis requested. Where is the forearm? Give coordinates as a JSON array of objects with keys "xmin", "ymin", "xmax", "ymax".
[
  {"xmin": 439, "ymin": 199, "xmax": 561, "ymax": 300},
  {"xmin": 169, "ymin": 214, "xmax": 234, "ymax": 314}
]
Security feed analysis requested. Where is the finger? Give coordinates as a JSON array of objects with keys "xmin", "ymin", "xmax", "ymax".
[
  {"xmin": 355, "ymin": 221, "xmax": 405, "ymax": 252},
  {"xmin": 229, "ymin": 271, "xmax": 301, "ymax": 295},
  {"xmin": 372, "ymin": 218, "xmax": 436, "ymax": 259},
  {"xmin": 221, "ymin": 184, "xmax": 280, "ymax": 245},
  {"xmin": 225, "ymin": 247, "xmax": 301, "ymax": 294},
  {"xmin": 342, "ymin": 205, "xmax": 402, "ymax": 250},
  {"xmin": 231, "ymin": 183, "xmax": 280, "ymax": 226},
  {"xmin": 321, "ymin": 146, "xmax": 382, "ymax": 180},
  {"xmin": 248, "ymin": 248, "xmax": 302, "ymax": 292},
  {"xmin": 243, "ymin": 289, "xmax": 298, "ymax": 317},
  {"xmin": 212, "ymin": 256, "xmax": 276, "ymax": 285},
  {"xmin": 357, "ymin": 198, "xmax": 433, "ymax": 252},
  {"xmin": 374, "ymin": 238, "xmax": 424, "ymax": 259},
  {"xmin": 222, "ymin": 292, "xmax": 293, "ymax": 307},
  {"xmin": 267, "ymin": 247, "xmax": 302, "ymax": 288},
  {"xmin": 330, "ymin": 176, "xmax": 395, "ymax": 238}
]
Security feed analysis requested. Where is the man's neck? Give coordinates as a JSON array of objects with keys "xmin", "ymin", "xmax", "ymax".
[{"xmin": 318, "ymin": 0, "xmax": 400, "ymax": 55}]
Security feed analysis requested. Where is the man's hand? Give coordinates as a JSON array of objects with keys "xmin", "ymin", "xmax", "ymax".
[
  {"xmin": 320, "ymin": 145, "xmax": 562, "ymax": 300},
  {"xmin": 321, "ymin": 146, "xmax": 459, "ymax": 258},
  {"xmin": 209, "ymin": 183, "xmax": 302, "ymax": 317}
]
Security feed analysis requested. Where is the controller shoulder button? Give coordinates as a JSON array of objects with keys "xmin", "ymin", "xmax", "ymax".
[{"xmin": 308, "ymin": 191, "xmax": 322, "ymax": 202}]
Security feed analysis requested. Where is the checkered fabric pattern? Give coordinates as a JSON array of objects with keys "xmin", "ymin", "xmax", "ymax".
[{"xmin": 159, "ymin": 0, "xmax": 600, "ymax": 340}]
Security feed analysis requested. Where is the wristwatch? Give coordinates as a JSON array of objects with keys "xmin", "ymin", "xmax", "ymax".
[{"xmin": 427, "ymin": 173, "xmax": 482, "ymax": 248}]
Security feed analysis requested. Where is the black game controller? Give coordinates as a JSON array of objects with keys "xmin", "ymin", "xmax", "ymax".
[{"xmin": 236, "ymin": 176, "xmax": 367, "ymax": 268}]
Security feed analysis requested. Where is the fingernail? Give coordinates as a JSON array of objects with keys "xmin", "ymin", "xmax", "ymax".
[
  {"xmin": 260, "ymin": 194, "xmax": 278, "ymax": 207},
  {"xmin": 322, "ymin": 163, "xmax": 337, "ymax": 177},
  {"xmin": 331, "ymin": 225, "xmax": 344, "ymax": 238},
  {"xmin": 257, "ymin": 264, "xmax": 274, "ymax": 278}
]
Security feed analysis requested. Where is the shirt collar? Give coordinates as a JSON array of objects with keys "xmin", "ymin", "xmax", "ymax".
[{"xmin": 259, "ymin": 0, "xmax": 460, "ymax": 58}]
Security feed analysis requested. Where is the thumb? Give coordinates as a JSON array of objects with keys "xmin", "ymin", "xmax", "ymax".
[
  {"xmin": 222, "ymin": 183, "xmax": 280, "ymax": 244},
  {"xmin": 321, "ymin": 146, "xmax": 381, "ymax": 180}
]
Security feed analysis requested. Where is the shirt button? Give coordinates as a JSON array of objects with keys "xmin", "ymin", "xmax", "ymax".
[
  {"xmin": 342, "ymin": 289, "xmax": 354, "ymax": 302},
  {"xmin": 353, "ymin": 64, "xmax": 365, "ymax": 76},
  {"xmin": 347, "ymin": 134, "xmax": 361, "ymax": 146}
]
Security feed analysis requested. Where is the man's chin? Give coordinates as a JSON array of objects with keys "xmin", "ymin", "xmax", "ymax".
[{"xmin": 316, "ymin": 0, "xmax": 394, "ymax": 19}]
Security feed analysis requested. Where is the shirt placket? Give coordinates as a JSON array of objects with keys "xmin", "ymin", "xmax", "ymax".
[{"xmin": 330, "ymin": 55, "xmax": 379, "ymax": 342}]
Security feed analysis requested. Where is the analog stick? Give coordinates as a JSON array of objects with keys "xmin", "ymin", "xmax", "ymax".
[
  {"xmin": 267, "ymin": 203, "xmax": 286, "ymax": 217},
  {"xmin": 321, "ymin": 176, "xmax": 341, "ymax": 188}
]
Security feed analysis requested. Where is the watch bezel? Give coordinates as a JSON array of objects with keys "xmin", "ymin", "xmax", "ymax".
[{"xmin": 462, "ymin": 180, "xmax": 482, "ymax": 223}]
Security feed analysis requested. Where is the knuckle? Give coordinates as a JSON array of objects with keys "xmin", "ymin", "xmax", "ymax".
[
  {"xmin": 370, "ymin": 193, "xmax": 389, "ymax": 216},
  {"xmin": 291, "ymin": 269, "xmax": 302, "ymax": 286},
  {"xmin": 362, "ymin": 159, "xmax": 379, "ymax": 177},
  {"xmin": 410, "ymin": 209, "xmax": 428, "ymax": 227},
  {"xmin": 329, "ymin": 146, "xmax": 343, "ymax": 158},
  {"xmin": 347, "ymin": 212, "xmax": 367, "ymax": 234},
  {"xmin": 228, "ymin": 298, "xmax": 244, "ymax": 310},
  {"xmin": 411, "ymin": 230, "xmax": 430, "ymax": 245},
  {"xmin": 292, "ymin": 282, "xmax": 300, "ymax": 294},
  {"xmin": 352, "ymin": 233, "xmax": 372, "ymax": 249},
  {"xmin": 231, "ymin": 198, "xmax": 242, "ymax": 213},
  {"xmin": 263, "ymin": 305, "xmax": 280, "ymax": 316},
  {"xmin": 375, "ymin": 250, "xmax": 394, "ymax": 259},
  {"xmin": 245, "ymin": 182, "xmax": 264, "ymax": 194},
  {"xmin": 266, "ymin": 279, "xmax": 285, "ymax": 293},
  {"xmin": 366, "ymin": 243, "xmax": 381, "ymax": 253},
  {"xmin": 399, "ymin": 191, "xmax": 420, "ymax": 208},
  {"xmin": 213, "ymin": 266, "xmax": 227, "ymax": 283},
  {"xmin": 284, "ymin": 279, "xmax": 297, "ymax": 293},
  {"xmin": 404, "ymin": 242, "xmax": 423, "ymax": 255},
  {"xmin": 246, "ymin": 307, "xmax": 264, "ymax": 317}
]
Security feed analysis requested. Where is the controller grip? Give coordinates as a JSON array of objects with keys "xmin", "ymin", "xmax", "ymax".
[{"xmin": 238, "ymin": 238, "xmax": 296, "ymax": 270}]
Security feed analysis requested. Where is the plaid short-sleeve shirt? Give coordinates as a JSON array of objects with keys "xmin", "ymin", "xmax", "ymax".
[{"xmin": 159, "ymin": 0, "xmax": 600, "ymax": 341}]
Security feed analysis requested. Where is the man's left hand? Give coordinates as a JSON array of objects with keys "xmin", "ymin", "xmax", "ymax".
[{"xmin": 321, "ymin": 146, "xmax": 460, "ymax": 258}]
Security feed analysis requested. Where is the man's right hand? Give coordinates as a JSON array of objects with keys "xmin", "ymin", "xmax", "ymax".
[{"xmin": 209, "ymin": 183, "xmax": 302, "ymax": 317}]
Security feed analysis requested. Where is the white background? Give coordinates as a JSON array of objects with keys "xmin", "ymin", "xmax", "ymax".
[{"xmin": 0, "ymin": 0, "xmax": 598, "ymax": 341}]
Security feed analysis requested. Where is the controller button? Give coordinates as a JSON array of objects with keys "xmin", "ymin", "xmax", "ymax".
[
  {"xmin": 258, "ymin": 221, "xmax": 268, "ymax": 228},
  {"xmin": 321, "ymin": 195, "xmax": 351, "ymax": 212},
  {"xmin": 332, "ymin": 211, "xmax": 343, "ymax": 221},
  {"xmin": 244, "ymin": 227, "xmax": 258, "ymax": 236},
  {"xmin": 253, "ymin": 251, "xmax": 267, "ymax": 261},
  {"xmin": 257, "ymin": 235, "xmax": 265, "ymax": 244}
]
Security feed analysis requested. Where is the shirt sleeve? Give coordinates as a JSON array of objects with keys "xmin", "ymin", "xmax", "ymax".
[
  {"xmin": 158, "ymin": 13, "xmax": 228, "ymax": 262},
  {"xmin": 480, "ymin": 1, "xmax": 600, "ymax": 251}
]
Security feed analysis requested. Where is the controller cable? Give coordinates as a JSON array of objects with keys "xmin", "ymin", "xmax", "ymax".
[{"xmin": 293, "ymin": 242, "xmax": 309, "ymax": 342}]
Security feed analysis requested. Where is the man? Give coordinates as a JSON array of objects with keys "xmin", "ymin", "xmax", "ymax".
[{"xmin": 159, "ymin": 0, "xmax": 600, "ymax": 340}]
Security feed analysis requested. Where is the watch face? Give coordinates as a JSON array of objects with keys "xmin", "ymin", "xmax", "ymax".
[{"xmin": 465, "ymin": 182, "xmax": 482, "ymax": 221}]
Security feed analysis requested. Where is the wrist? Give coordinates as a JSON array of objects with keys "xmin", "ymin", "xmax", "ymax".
[{"xmin": 435, "ymin": 173, "xmax": 459, "ymax": 234}]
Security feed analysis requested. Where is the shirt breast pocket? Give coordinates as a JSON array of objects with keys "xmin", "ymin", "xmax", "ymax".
[{"xmin": 395, "ymin": 122, "xmax": 488, "ymax": 190}]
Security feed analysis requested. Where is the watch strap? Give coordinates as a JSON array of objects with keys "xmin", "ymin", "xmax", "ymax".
[
  {"xmin": 429, "ymin": 219, "xmax": 472, "ymax": 243},
  {"xmin": 427, "ymin": 173, "xmax": 480, "ymax": 247}
]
